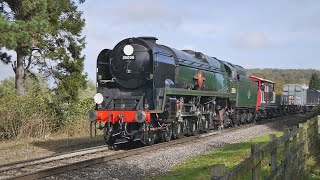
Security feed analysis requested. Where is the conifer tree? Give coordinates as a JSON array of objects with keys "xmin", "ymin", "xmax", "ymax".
[
  {"xmin": 0, "ymin": 0, "xmax": 86, "ymax": 102},
  {"xmin": 309, "ymin": 73, "xmax": 320, "ymax": 90}
]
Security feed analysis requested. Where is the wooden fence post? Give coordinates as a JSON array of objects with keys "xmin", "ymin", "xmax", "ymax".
[
  {"xmin": 306, "ymin": 120, "xmax": 310, "ymax": 155},
  {"xmin": 310, "ymin": 119, "xmax": 315, "ymax": 153},
  {"xmin": 284, "ymin": 129, "xmax": 291, "ymax": 180},
  {"xmin": 251, "ymin": 144, "xmax": 261, "ymax": 180},
  {"xmin": 269, "ymin": 134, "xmax": 277, "ymax": 172},
  {"xmin": 298, "ymin": 123, "xmax": 304, "ymax": 173},
  {"xmin": 312, "ymin": 118, "xmax": 318, "ymax": 152},
  {"xmin": 292, "ymin": 126, "xmax": 298, "ymax": 175},
  {"xmin": 211, "ymin": 164, "xmax": 226, "ymax": 180},
  {"xmin": 317, "ymin": 116, "xmax": 319, "ymax": 148}
]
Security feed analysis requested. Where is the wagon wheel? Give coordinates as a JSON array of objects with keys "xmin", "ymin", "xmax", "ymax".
[
  {"xmin": 162, "ymin": 124, "xmax": 172, "ymax": 142},
  {"xmin": 172, "ymin": 122, "xmax": 184, "ymax": 139}
]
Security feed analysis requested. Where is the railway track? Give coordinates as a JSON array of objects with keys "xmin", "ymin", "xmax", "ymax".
[
  {"xmin": 0, "ymin": 122, "xmax": 261, "ymax": 180},
  {"xmin": 2, "ymin": 113, "xmax": 301, "ymax": 180},
  {"xmin": 0, "ymin": 144, "xmax": 116, "ymax": 180}
]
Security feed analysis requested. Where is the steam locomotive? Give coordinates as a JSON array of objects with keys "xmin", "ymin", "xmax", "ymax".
[{"xmin": 87, "ymin": 37, "xmax": 315, "ymax": 147}]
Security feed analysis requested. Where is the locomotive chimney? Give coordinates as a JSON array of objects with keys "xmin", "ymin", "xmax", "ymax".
[{"xmin": 138, "ymin": 36, "xmax": 158, "ymax": 43}]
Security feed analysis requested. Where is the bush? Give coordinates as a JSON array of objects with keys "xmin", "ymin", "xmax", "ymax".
[
  {"xmin": 0, "ymin": 77, "xmax": 58, "ymax": 139},
  {"xmin": 0, "ymin": 77, "xmax": 95, "ymax": 140}
]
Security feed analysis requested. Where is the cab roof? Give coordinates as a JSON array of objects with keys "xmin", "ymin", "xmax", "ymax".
[{"xmin": 250, "ymin": 75, "xmax": 275, "ymax": 84}]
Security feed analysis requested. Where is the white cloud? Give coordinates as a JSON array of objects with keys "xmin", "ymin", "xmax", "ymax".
[{"xmin": 232, "ymin": 32, "xmax": 270, "ymax": 49}]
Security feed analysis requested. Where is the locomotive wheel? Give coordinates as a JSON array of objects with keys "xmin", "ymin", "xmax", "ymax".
[
  {"xmin": 253, "ymin": 113, "xmax": 257, "ymax": 123},
  {"xmin": 177, "ymin": 122, "xmax": 185, "ymax": 138},
  {"xmin": 183, "ymin": 119, "xmax": 190, "ymax": 134},
  {"xmin": 172, "ymin": 123, "xmax": 178, "ymax": 139},
  {"xmin": 103, "ymin": 124, "xmax": 115, "ymax": 148},
  {"xmin": 233, "ymin": 121, "xmax": 238, "ymax": 127},
  {"xmin": 191, "ymin": 120, "xmax": 199, "ymax": 136},
  {"xmin": 199, "ymin": 118, "xmax": 205, "ymax": 131},
  {"xmin": 145, "ymin": 130, "xmax": 156, "ymax": 146},
  {"xmin": 203, "ymin": 119, "xmax": 210, "ymax": 133},
  {"xmin": 162, "ymin": 124, "xmax": 172, "ymax": 142},
  {"xmin": 236, "ymin": 113, "xmax": 241, "ymax": 126},
  {"xmin": 241, "ymin": 113, "xmax": 247, "ymax": 124},
  {"xmin": 172, "ymin": 122, "xmax": 184, "ymax": 139},
  {"xmin": 246, "ymin": 112, "xmax": 253, "ymax": 124}
]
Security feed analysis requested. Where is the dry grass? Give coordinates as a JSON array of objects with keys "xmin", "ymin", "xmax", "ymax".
[{"xmin": 0, "ymin": 120, "xmax": 105, "ymax": 164}]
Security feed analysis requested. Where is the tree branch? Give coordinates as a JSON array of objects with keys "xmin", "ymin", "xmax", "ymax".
[{"xmin": 11, "ymin": 61, "xmax": 16, "ymax": 73}]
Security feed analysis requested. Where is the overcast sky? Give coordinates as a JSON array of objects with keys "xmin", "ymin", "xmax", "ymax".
[{"xmin": 1, "ymin": 0, "xmax": 320, "ymax": 81}]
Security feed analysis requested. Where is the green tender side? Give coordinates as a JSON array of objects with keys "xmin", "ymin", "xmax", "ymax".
[{"xmin": 236, "ymin": 75, "xmax": 258, "ymax": 108}]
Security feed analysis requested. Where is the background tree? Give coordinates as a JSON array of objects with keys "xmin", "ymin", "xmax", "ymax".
[
  {"xmin": 247, "ymin": 69, "xmax": 320, "ymax": 94},
  {"xmin": 309, "ymin": 73, "xmax": 320, "ymax": 90},
  {"xmin": 0, "ymin": 0, "xmax": 86, "ymax": 102}
]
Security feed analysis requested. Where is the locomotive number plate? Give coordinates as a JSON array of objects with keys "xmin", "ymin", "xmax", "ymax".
[{"xmin": 123, "ymin": 55, "xmax": 135, "ymax": 60}]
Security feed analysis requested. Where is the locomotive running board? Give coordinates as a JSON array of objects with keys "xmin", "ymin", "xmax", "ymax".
[{"xmin": 164, "ymin": 88, "xmax": 236, "ymax": 98}]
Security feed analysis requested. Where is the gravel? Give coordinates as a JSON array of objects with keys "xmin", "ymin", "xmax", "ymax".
[{"xmin": 48, "ymin": 113, "xmax": 314, "ymax": 180}]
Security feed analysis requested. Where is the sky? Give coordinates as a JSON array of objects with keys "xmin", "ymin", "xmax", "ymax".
[{"xmin": 1, "ymin": 0, "xmax": 320, "ymax": 82}]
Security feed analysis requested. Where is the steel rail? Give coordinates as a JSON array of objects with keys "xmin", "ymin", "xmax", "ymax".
[
  {"xmin": 0, "ymin": 145, "xmax": 111, "ymax": 179},
  {"xmin": 3, "ymin": 113, "xmax": 307, "ymax": 180},
  {"xmin": 5, "ymin": 123, "xmax": 256, "ymax": 180}
]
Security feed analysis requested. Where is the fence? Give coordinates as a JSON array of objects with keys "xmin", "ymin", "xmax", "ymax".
[{"xmin": 211, "ymin": 115, "xmax": 319, "ymax": 180}]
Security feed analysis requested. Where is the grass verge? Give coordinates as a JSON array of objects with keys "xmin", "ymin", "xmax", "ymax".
[
  {"xmin": 152, "ymin": 132, "xmax": 319, "ymax": 180},
  {"xmin": 0, "ymin": 120, "xmax": 104, "ymax": 164}
]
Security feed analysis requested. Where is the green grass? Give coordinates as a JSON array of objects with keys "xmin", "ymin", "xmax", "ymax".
[
  {"xmin": 300, "ymin": 138, "xmax": 320, "ymax": 180},
  {"xmin": 152, "ymin": 132, "xmax": 285, "ymax": 180},
  {"xmin": 153, "ymin": 131, "xmax": 320, "ymax": 180}
]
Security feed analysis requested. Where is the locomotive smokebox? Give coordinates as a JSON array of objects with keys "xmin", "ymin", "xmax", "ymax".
[{"xmin": 109, "ymin": 37, "xmax": 154, "ymax": 89}]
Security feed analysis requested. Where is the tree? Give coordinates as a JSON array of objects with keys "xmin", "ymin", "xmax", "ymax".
[
  {"xmin": 0, "ymin": 0, "xmax": 86, "ymax": 102},
  {"xmin": 309, "ymin": 73, "xmax": 320, "ymax": 90}
]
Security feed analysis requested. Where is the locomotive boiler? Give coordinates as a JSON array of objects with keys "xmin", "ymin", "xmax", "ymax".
[{"xmin": 88, "ymin": 37, "xmax": 259, "ymax": 147}]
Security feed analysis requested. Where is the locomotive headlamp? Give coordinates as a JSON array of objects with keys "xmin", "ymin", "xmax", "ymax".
[
  {"xmin": 94, "ymin": 93, "xmax": 104, "ymax": 104},
  {"xmin": 123, "ymin": 45, "xmax": 134, "ymax": 55},
  {"xmin": 135, "ymin": 110, "xmax": 146, "ymax": 123}
]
